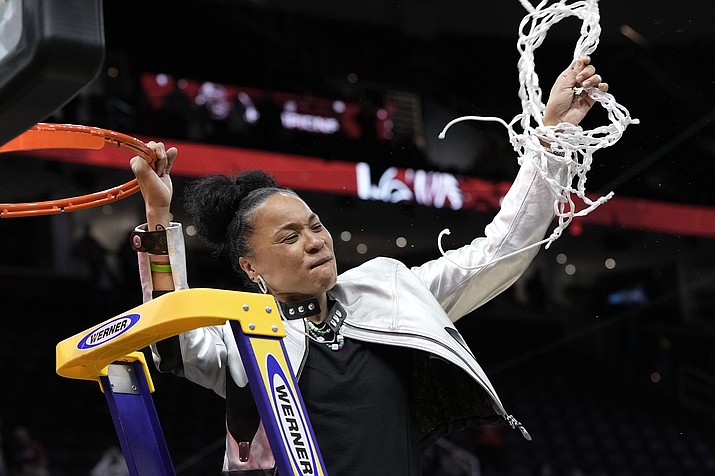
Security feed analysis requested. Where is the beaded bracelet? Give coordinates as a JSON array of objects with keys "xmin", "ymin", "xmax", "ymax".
[{"xmin": 149, "ymin": 261, "xmax": 172, "ymax": 273}]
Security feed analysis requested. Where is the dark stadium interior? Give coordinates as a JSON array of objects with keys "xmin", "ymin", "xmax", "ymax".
[{"xmin": 1, "ymin": 1, "xmax": 714, "ymax": 474}]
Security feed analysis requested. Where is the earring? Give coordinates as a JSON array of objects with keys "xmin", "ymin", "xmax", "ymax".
[{"xmin": 256, "ymin": 275, "xmax": 269, "ymax": 294}]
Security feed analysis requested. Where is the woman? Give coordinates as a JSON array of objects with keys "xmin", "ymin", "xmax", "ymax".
[{"xmin": 130, "ymin": 57, "xmax": 608, "ymax": 475}]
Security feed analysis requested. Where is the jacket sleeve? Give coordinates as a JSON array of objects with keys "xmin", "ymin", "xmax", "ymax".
[
  {"xmin": 410, "ymin": 150, "xmax": 569, "ymax": 321},
  {"xmin": 135, "ymin": 222, "xmax": 230, "ymax": 398}
]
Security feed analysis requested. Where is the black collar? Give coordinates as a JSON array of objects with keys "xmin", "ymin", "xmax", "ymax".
[
  {"xmin": 276, "ymin": 297, "xmax": 347, "ymax": 335},
  {"xmin": 276, "ymin": 297, "xmax": 321, "ymax": 320}
]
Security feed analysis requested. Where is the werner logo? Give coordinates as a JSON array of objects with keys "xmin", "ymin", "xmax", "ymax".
[
  {"xmin": 77, "ymin": 314, "xmax": 140, "ymax": 350},
  {"xmin": 267, "ymin": 354, "xmax": 317, "ymax": 474}
]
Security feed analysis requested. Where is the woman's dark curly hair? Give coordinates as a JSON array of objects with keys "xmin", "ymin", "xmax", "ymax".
[{"xmin": 183, "ymin": 170, "xmax": 295, "ymax": 291}]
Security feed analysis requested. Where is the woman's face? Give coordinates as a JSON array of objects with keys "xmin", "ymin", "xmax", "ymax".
[{"xmin": 239, "ymin": 192, "xmax": 337, "ymax": 302}]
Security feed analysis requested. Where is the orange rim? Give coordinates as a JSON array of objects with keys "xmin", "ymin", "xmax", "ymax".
[{"xmin": 0, "ymin": 123, "xmax": 157, "ymax": 218}]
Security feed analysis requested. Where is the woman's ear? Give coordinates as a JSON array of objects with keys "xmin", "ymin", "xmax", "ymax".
[{"xmin": 238, "ymin": 257, "xmax": 255, "ymax": 281}]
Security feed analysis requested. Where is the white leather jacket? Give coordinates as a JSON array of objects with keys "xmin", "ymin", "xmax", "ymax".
[{"xmin": 137, "ymin": 153, "xmax": 567, "ymax": 473}]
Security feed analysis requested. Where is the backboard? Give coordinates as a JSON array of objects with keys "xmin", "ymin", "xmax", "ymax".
[{"xmin": 0, "ymin": 0, "xmax": 105, "ymax": 146}]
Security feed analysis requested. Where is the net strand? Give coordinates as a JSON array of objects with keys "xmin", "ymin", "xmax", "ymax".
[{"xmin": 437, "ymin": 0, "xmax": 638, "ymax": 270}]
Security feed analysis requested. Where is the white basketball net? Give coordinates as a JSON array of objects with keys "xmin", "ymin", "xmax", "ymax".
[{"xmin": 438, "ymin": 0, "xmax": 639, "ymax": 268}]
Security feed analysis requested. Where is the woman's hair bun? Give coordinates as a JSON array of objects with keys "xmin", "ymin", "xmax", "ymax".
[
  {"xmin": 183, "ymin": 170, "xmax": 276, "ymax": 247},
  {"xmin": 234, "ymin": 170, "xmax": 277, "ymax": 197}
]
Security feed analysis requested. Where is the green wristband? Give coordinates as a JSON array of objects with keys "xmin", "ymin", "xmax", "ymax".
[{"xmin": 150, "ymin": 261, "xmax": 172, "ymax": 273}]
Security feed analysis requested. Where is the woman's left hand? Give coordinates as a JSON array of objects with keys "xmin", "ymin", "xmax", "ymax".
[{"xmin": 543, "ymin": 55, "xmax": 609, "ymax": 127}]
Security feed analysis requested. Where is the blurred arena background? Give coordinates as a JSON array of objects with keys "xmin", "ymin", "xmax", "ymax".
[{"xmin": 1, "ymin": 1, "xmax": 714, "ymax": 474}]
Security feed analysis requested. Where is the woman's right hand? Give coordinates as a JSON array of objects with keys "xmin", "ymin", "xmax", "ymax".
[{"xmin": 130, "ymin": 141, "xmax": 178, "ymax": 229}]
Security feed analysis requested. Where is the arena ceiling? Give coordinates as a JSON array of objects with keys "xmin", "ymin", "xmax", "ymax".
[{"xmin": 233, "ymin": 0, "xmax": 715, "ymax": 46}]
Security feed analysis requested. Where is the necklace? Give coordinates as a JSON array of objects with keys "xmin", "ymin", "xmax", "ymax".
[
  {"xmin": 307, "ymin": 320, "xmax": 345, "ymax": 351},
  {"xmin": 305, "ymin": 301, "xmax": 346, "ymax": 351}
]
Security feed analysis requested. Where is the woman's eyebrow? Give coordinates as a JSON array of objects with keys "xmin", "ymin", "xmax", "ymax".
[{"xmin": 276, "ymin": 213, "xmax": 318, "ymax": 232}]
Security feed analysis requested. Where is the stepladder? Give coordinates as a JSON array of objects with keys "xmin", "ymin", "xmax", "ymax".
[{"xmin": 56, "ymin": 288, "xmax": 329, "ymax": 475}]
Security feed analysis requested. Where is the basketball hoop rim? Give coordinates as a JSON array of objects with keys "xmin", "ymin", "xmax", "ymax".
[{"xmin": 0, "ymin": 123, "xmax": 157, "ymax": 218}]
